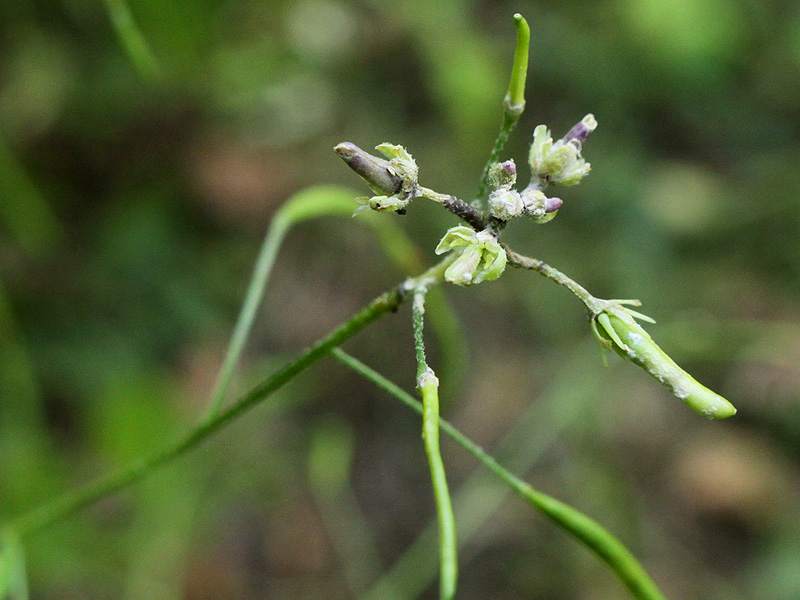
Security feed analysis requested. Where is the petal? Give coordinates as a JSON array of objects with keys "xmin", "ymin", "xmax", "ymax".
[
  {"xmin": 444, "ymin": 245, "xmax": 482, "ymax": 285},
  {"xmin": 435, "ymin": 226, "xmax": 477, "ymax": 254}
]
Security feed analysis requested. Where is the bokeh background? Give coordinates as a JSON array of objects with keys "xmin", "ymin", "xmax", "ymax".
[{"xmin": 2, "ymin": 0, "xmax": 800, "ymax": 598}]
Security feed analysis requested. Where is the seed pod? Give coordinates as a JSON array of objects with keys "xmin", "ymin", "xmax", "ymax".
[{"xmin": 596, "ymin": 307, "xmax": 736, "ymax": 419}]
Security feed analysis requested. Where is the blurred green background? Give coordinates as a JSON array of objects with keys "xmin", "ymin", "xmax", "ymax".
[{"xmin": 2, "ymin": 0, "xmax": 800, "ymax": 598}]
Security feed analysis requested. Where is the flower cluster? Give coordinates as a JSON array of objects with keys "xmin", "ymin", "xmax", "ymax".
[
  {"xmin": 486, "ymin": 160, "xmax": 564, "ymax": 223},
  {"xmin": 434, "ymin": 226, "xmax": 507, "ymax": 286},
  {"xmin": 336, "ymin": 114, "xmax": 598, "ymax": 287}
]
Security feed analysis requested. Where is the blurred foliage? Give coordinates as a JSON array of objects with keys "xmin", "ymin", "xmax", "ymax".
[{"xmin": 1, "ymin": 0, "xmax": 800, "ymax": 598}]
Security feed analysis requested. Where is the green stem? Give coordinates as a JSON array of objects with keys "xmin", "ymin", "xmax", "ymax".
[
  {"xmin": 412, "ymin": 287, "xmax": 457, "ymax": 600},
  {"xmin": 504, "ymin": 246, "xmax": 602, "ymax": 310},
  {"xmin": 102, "ymin": 0, "xmax": 161, "ymax": 79},
  {"xmin": 203, "ymin": 214, "xmax": 290, "ymax": 419},
  {"xmin": 10, "ymin": 261, "xmax": 453, "ymax": 540},
  {"xmin": 332, "ymin": 349, "xmax": 667, "ymax": 600},
  {"xmin": 475, "ymin": 13, "xmax": 530, "ymax": 203}
]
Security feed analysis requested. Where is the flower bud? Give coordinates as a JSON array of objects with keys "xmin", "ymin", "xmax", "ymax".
[
  {"xmin": 489, "ymin": 189, "xmax": 524, "ymax": 220},
  {"xmin": 353, "ymin": 195, "xmax": 409, "ymax": 215},
  {"xmin": 335, "ymin": 142, "xmax": 419, "ymax": 214},
  {"xmin": 487, "ymin": 160, "xmax": 524, "ymax": 220},
  {"xmin": 520, "ymin": 189, "xmax": 563, "ymax": 223},
  {"xmin": 335, "ymin": 142, "xmax": 402, "ymax": 196},
  {"xmin": 487, "ymin": 160, "xmax": 517, "ymax": 189},
  {"xmin": 561, "ymin": 114, "xmax": 597, "ymax": 145},
  {"xmin": 594, "ymin": 306, "xmax": 736, "ymax": 419},
  {"xmin": 435, "ymin": 226, "xmax": 507, "ymax": 286}
]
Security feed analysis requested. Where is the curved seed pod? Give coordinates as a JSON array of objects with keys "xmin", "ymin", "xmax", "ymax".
[{"xmin": 596, "ymin": 308, "xmax": 737, "ymax": 419}]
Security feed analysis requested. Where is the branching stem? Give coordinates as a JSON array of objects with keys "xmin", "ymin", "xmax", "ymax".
[
  {"xmin": 417, "ymin": 186, "xmax": 487, "ymax": 231},
  {"xmin": 10, "ymin": 258, "xmax": 456, "ymax": 540},
  {"xmin": 332, "ymin": 349, "xmax": 667, "ymax": 600}
]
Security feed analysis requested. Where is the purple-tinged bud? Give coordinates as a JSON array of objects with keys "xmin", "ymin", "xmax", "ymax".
[
  {"xmin": 544, "ymin": 196, "xmax": 563, "ymax": 213},
  {"xmin": 488, "ymin": 159, "xmax": 518, "ymax": 189},
  {"xmin": 561, "ymin": 114, "xmax": 597, "ymax": 146},
  {"xmin": 334, "ymin": 142, "xmax": 402, "ymax": 196},
  {"xmin": 520, "ymin": 189, "xmax": 560, "ymax": 223},
  {"xmin": 500, "ymin": 160, "xmax": 516, "ymax": 177}
]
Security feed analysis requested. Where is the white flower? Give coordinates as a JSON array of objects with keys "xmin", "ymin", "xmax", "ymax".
[
  {"xmin": 435, "ymin": 226, "xmax": 507, "ymax": 286},
  {"xmin": 528, "ymin": 114, "xmax": 596, "ymax": 187}
]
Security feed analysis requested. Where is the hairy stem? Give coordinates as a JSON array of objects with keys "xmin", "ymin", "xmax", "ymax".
[
  {"xmin": 504, "ymin": 245, "xmax": 601, "ymax": 310},
  {"xmin": 417, "ymin": 186, "xmax": 487, "ymax": 230}
]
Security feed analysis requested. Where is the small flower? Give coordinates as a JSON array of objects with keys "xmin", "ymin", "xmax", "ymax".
[
  {"xmin": 335, "ymin": 142, "xmax": 419, "ymax": 214},
  {"xmin": 435, "ymin": 226, "xmax": 507, "ymax": 286},
  {"xmin": 528, "ymin": 114, "xmax": 596, "ymax": 187},
  {"xmin": 591, "ymin": 301, "xmax": 737, "ymax": 419},
  {"xmin": 487, "ymin": 160, "xmax": 524, "ymax": 221}
]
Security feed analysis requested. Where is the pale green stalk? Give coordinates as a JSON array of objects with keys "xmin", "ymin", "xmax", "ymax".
[
  {"xmin": 412, "ymin": 286, "xmax": 457, "ymax": 600},
  {"xmin": 504, "ymin": 245, "xmax": 598, "ymax": 308},
  {"xmin": 204, "ymin": 184, "xmax": 462, "ymax": 418},
  {"xmin": 475, "ymin": 14, "xmax": 530, "ymax": 202},
  {"xmin": 0, "ymin": 528, "xmax": 28, "ymax": 600},
  {"xmin": 356, "ymin": 345, "xmax": 597, "ymax": 600},
  {"xmin": 204, "ymin": 185, "xmax": 362, "ymax": 419},
  {"xmin": 203, "ymin": 214, "xmax": 290, "ymax": 419},
  {"xmin": 332, "ymin": 349, "xmax": 667, "ymax": 600},
  {"xmin": 102, "ymin": 0, "xmax": 161, "ymax": 79}
]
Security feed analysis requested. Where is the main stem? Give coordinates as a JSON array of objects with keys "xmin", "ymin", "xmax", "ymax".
[
  {"xmin": 10, "ymin": 259, "xmax": 454, "ymax": 539},
  {"xmin": 204, "ymin": 214, "xmax": 290, "ymax": 419}
]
